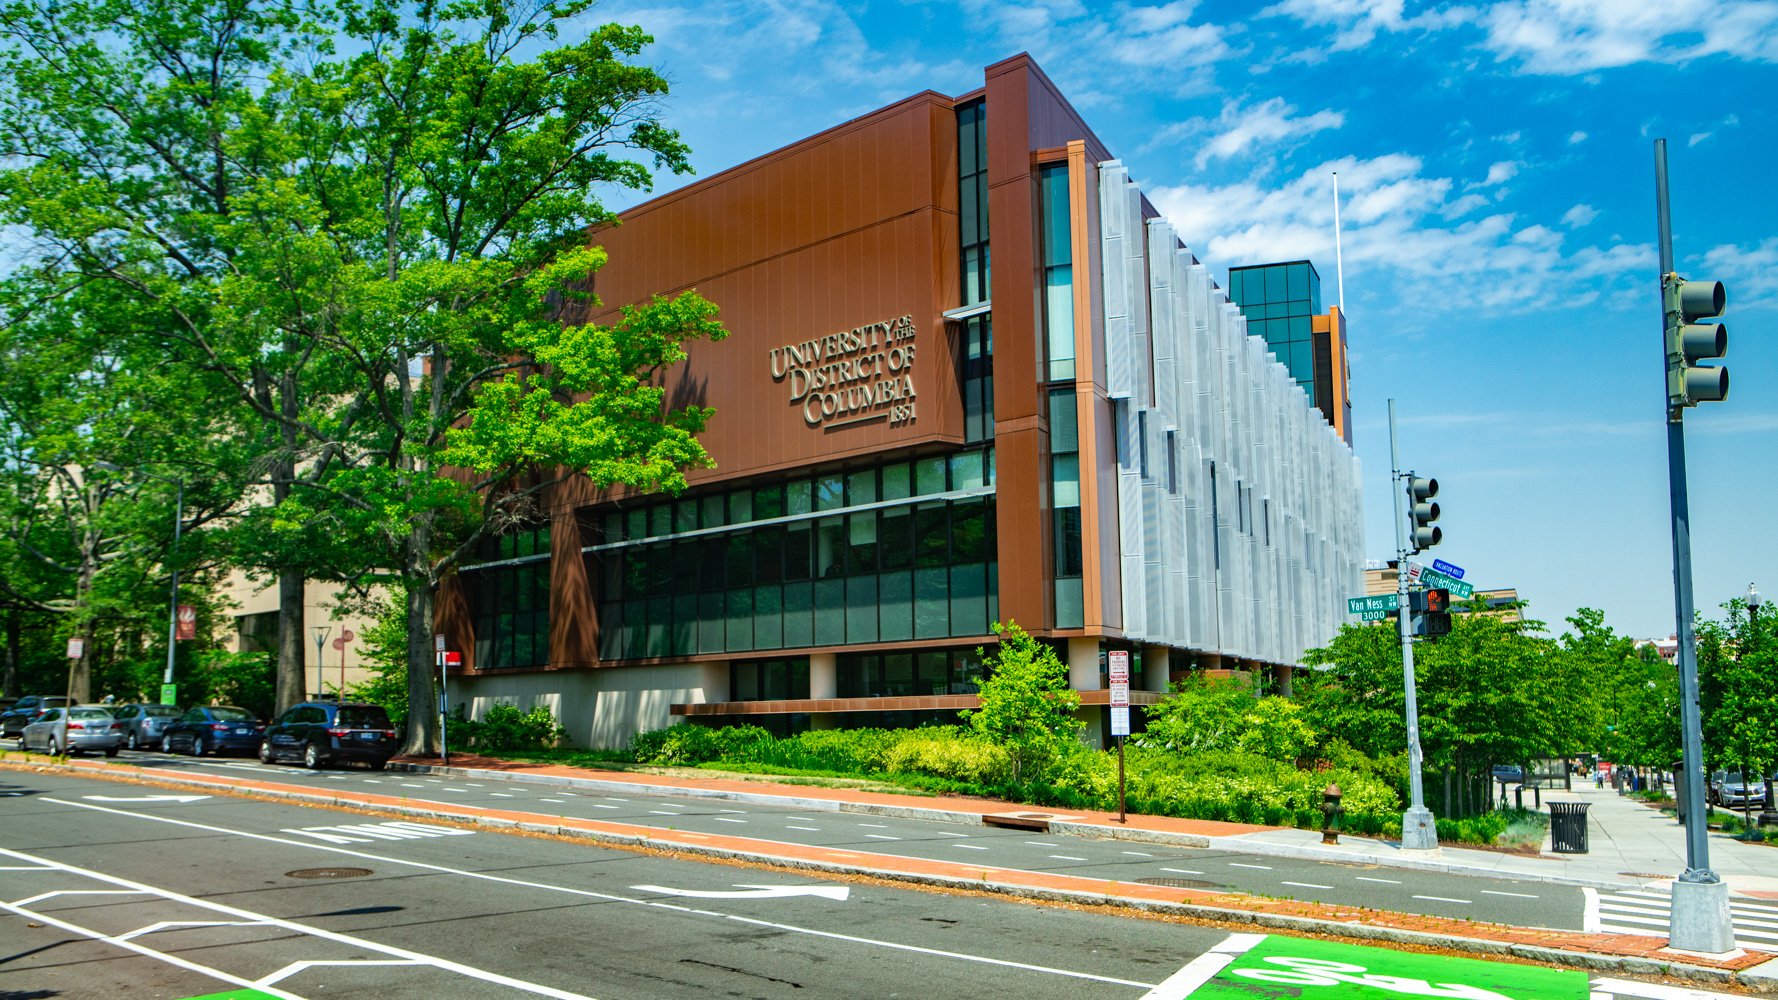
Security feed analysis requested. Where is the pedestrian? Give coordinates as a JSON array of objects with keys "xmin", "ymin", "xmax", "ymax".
[{"xmin": 1595, "ymin": 770, "xmax": 1604, "ymax": 789}]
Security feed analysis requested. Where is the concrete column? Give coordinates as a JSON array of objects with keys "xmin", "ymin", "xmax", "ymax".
[
  {"xmin": 1274, "ymin": 663, "xmax": 1293, "ymax": 698},
  {"xmin": 1142, "ymin": 645, "xmax": 1171, "ymax": 693},
  {"xmin": 1067, "ymin": 637, "xmax": 1102, "ymax": 690},
  {"xmin": 809, "ymin": 652, "xmax": 837, "ymax": 700}
]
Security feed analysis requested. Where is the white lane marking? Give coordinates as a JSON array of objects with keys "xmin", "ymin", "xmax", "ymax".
[
  {"xmin": 715, "ymin": 818, "xmax": 748, "ymax": 824},
  {"xmin": 1590, "ymin": 975, "xmax": 1753, "ymax": 999},
  {"xmin": 1141, "ymin": 932, "xmax": 1266, "ymax": 1000},
  {"xmin": 1229, "ymin": 863, "xmax": 1272, "ymax": 870},
  {"xmin": 1282, "ymin": 881, "xmax": 1333, "ymax": 890},
  {"xmin": 1583, "ymin": 887, "xmax": 1602, "ymax": 933},
  {"xmin": 1122, "ymin": 851, "xmax": 1155, "ymax": 857},
  {"xmin": 115, "ymin": 919, "xmax": 267, "ymax": 942},
  {"xmin": 1025, "ymin": 841, "xmax": 1060, "ymax": 847},
  {"xmin": 719, "ymin": 808, "xmax": 747, "ymax": 814},
  {"xmin": 787, "ymin": 825, "xmax": 821, "ymax": 832},
  {"xmin": 42, "ymin": 797, "xmax": 1158, "ymax": 990},
  {"xmin": 558, "ymin": 792, "xmax": 576, "ymax": 797},
  {"xmin": 466, "ymin": 783, "xmax": 484, "ymax": 787},
  {"xmin": 282, "ymin": 822, "xmax": 475, "ymax": 844},
  {"xmin": 592, "ymin": 804, "xmax": 620, "ymax": 810},
  {"xmin": 1413, "ymin": 895, "xmax": 1471, "ymax": 904},
  {"xmin": 1049, "ymin": 855, "xmax": 1087, "ymax": 862},
  {"xmin": 858, "ymin": 822, "xmax": 887, "ymax": 828},
  {"xmin": 260, "ymin": 959, "xmax": 424, "ymax": 986},
  {"xmin": 491, "ymin": 793, "xmax": 515, "ymax": 798},
  {"xmin": 867, "ymin": 834, "xmax": 902, "ymax": 841},
  {"xmin": 0, "ymin": 845, "xmax": 595, "ymax": 999},
  {"xmin": 605, "ymin": 797, "xmax": 629, "ymax": 802},
  {"xmin": 648, "ymin": 810, "xmax": 679, "ymax": 816},
  {"xmin": 1160, "ymin": 868, "xmax": 1204, "ymax": 876},
  {"xmin": 11, "ymin": 889, "xmax": 152, "ymax": 907},
  {"xmin": 1356, "ymin": 876, "xmax": 1401, "ymax": 884},
  {"xmin": 82, "ymin": 794, "xmax": 210, "ymax": 803},
  {"xmin": 632, "ymin": 884, "xmax": 850, "ymax": 901},
  {"xmin": 0, "ymin": 866, "xmax": 54, "ymax": 871},
  {"xmin": 541, "ymin": 799, "xmax": 565, "ymax": 804},
  {"xmin": 1481, "ymin": 890, "xmax": 1539, "ymax": 898},
  {"xmin": 953, "ymin": 844, "xmax": 990, "ymax": 851},
  {"xmin": 363, "ymin": 779, "xmax": 382, "ymax": 784},
  {"xmin": 936, "ymin": 831, "xmax": 971, "ymax": 838},
  {"xmin": 443, "ymin": 787, "xmax": 469, "ymax": 793},
  {"xmin": 401, "ymin": 783, "xmax": 425, "ymax": 788}
]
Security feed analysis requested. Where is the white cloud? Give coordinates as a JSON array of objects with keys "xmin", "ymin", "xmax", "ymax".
[
  {"xmin": 1700, "ymin": 237, "xmax": 1778, "ymax": 307},
  {"xmin": 1481, "ymin": 160, "xmax": 1521, "ymax": 186},
  {"xmin": 1260, "ymin": 0, "xmax": 1474, "ymax": 50},
  {"xmin": 1181, "ymin": 97, "xmax": 1346, "ymax": 167},
  {"xmin": 1144, "ymin": 152, "xmax": 1650, "ymax": 316},
  {"xmin": 1568, "ymin": 130, "xmax": 1588, "ymax": 144},
  {"xmin": 1480, "ymin": 0, "xmax": 1778, "ymax": 74},
  {"xmin": 1561, "ymin": 203, "xmax": 1598, "ymax": 227},
  {"xmin": 1689, "ymin": 131, "xmax": 1714, "ymax": 146}
]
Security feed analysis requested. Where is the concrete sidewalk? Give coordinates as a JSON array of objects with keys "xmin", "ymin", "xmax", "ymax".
[{"xmin": 385, "ymin": 755, "xmax": 1778, "ymax": 896}]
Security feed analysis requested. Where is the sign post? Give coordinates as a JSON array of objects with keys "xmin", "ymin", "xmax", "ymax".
[
  {"xmin": 1108, "ymin": 650, "xmax": 1131, "ymax": 824},
  {"xmin": 435, "ymin": 633, "xmax": 448, "ymax": 764},
  {"xmin": 61, "ymin": 636, "xmax": 83, "ymax": 754}
]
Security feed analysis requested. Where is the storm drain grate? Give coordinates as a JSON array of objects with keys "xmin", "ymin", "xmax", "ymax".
[
  {"xmin": 1137, "ymin": 877, "xmax": 1227, "ymax": 891},
  {"xmin": 286, "ymin": 867, "xmax": 373, "ymax": 880}
]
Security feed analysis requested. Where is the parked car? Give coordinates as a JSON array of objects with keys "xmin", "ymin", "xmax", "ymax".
[
  {"xmin": 260, "ymin": 701, "xmax": 399, "ymax": 770},
  {"xmin": 20, "ymin": 706, "xmax": 124, "ymax": 756},
  {"xmin": 1709, "ymin": 771, "xmax": 1771, "ymax": 809},
  {"xmin": 160, "ymin": 706, "xmax": 265, "ymax": 757},
  {"xmin": 110, "ymin": 702, "xmax": 185, "ymax": 751},
  {"xmin": 1, "ymin": 695, "xmax": 72, "ymax": 739},
  {"xmin": 1490, "ymin": 764, "xmax": 1524, "ymax": 784}
]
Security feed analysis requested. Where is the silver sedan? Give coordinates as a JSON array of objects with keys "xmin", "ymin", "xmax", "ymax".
[{"xmin": 20, "ymin": 706, "xmax": 124, "ymax": 757}]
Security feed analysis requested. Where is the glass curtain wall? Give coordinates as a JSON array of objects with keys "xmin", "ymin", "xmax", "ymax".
[
  {"xmin": 591, "ymin": 450, "xmax": 999, "ymax": 661},
  {"xmin": 462, "ymin": 526, "xmax": 553, "ymax": 670},
  {"xmin": 957, "ymin": 100, "xmax": 994, "ymax": 445},
  {"xmin": 1039, "ymin": 162, "xmax": 1083, "ymax": 627}
]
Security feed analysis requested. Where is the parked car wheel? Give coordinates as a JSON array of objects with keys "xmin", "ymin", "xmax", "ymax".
[
  {"xmin": 48, "ymin": 736, "xmax": 60, "ymax": 756},
  {"xmin": 258, "ymin": 741, "xmax": 274, "ymax": 764},
  {"xmin": 370, "ymin": 759, "xmax": 386, "ymax": 771},
  {"xmin": 161, "ymin": 734, "xmax": 173, "ymax": 754},
  {"xmin": 127, "ymin": 731, "xmax": 139, "ymax": 750},
  {"xmin": 191, "ymin": 736, "xmax": 206, "ymax": 758},
  {"xmin": 104, "ymin": 746, "xmax": 118, "ymax": 758},
  {"xmin": 303, "ymin": 742, "xmax": 322, "ymax": 770}
]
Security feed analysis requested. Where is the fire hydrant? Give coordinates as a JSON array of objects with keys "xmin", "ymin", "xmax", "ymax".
[{"xmin": 1321, "ymin": 783, "xmax": 1344, "ymax": 845}]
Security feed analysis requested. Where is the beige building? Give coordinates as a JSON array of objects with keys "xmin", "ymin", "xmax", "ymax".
[{"xmin": 218, "ymin": 571, "xmax": 380, "ymax": 698}]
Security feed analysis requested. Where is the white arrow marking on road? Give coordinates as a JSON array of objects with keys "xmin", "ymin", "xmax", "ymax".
[
  {"xmin": 631, "ymin": 883, "xmax": 850, "ymax": 901},
  {"xmin": 82, "ymin": 795, "xmax": 211, "ymax": 804}
]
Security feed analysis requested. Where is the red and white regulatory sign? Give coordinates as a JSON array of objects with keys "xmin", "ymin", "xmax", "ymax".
[{"xmin": 1108, "ymin": 650, "xmax": 1131, "ymax": 737}]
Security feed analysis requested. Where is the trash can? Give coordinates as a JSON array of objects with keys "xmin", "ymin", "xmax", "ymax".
[{"xmin": 1550, "ymin": 801, "xmax": 1590, "ymax": 854}]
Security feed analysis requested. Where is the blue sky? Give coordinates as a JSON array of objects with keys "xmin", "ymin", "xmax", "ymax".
[{"xmin": 585, "ymin": 0, "xmax": 1777, "ymax": 641}]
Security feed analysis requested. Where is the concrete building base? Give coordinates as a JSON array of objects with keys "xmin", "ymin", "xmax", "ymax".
[{"xmin": 1669, "ymin": 877, "xmax": 1736, "ymax": 955}]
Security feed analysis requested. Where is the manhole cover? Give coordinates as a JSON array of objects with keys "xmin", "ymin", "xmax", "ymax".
[
  {"xmin": 286, "ymin": 867, "xmax": 373, "ymax": 880},
  {"xmin": 1137, "ymin": 877, "xmax": 1226, "ymax": 891}
]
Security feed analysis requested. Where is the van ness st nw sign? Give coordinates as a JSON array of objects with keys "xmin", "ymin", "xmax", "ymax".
[{"xmin": 770, "ymin": 315, "xmax": 918, "ymax": 430}]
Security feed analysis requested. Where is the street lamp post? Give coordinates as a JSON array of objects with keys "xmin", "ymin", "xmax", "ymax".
[
  {"xmin": 309, "ymin": 626, "xmax": 331, "ymax": 700},
  {"xmin": 92, "ymin": 463, "xmax": 183, "ymax": 702}
]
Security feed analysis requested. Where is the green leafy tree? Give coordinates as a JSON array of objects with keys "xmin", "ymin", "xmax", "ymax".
[
  {"xmin": 1699, "ymin": 598, "xmax": 1778, "ymax": 831},
  {"xmin": 1137, "ymin": 674, "xmax": 1256, "ymax": 753},
  {"xmin": 962, "ymin": 622, "xmax": 1083, "ymax": 784}
]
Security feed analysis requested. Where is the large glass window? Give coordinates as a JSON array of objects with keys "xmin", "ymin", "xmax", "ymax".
[
  {"xmin": 957, "ymin": 100, "xmax": 990, "ymax": 306},
  {"xmin": 835, "ymin": 648, "xmax": 985, "ymax": 699},
  {"xmin": 1039, "ymin": 163, "xmax": 1075, "ymax": 383},
  {"xmin": 464, "ymin": 525, "xmax": 552, "ymax": 670},
  {"xmin": 589, "ymin": 451, "xmax": 999, "ymax": 660},
  {"xmin": 1048, "ymin": 387, "xmax": 1083, "ymax": 628}
]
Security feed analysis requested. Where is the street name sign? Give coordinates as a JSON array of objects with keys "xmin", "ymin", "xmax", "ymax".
[
  {"xmin": 1420, "ymin": 568, "xmax": 1474, "ymax": 599},
  {"xmin": 1348, "ymin": 594, "xmax": 1399, "ymax": 615},
  {"xmin": 1432, "ymin": 558, "xmax": 1466, "ymax": 580},
  {"xmin": 1357, "ymin": 610, "xmax": 1394, "ymax": 622}
]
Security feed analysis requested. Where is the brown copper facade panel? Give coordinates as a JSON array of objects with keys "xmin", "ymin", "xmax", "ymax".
[
  {"xmin": 672, "ymin": 687, "xmax": 1163, "ymax": 716},
  {"xmin": 549, "ymin": 507, "xmax": 599, "ymax": 669}
]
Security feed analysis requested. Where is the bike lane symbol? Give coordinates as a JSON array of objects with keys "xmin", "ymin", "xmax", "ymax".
[{"xmin": 1185, "ymin": 935, "xmax": 1588, "ymax": 999}]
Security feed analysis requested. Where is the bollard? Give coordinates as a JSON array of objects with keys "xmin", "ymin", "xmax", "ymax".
[{"xmin": 1321, "ymin": 783, "xmax": 1344, "ymax": 845}]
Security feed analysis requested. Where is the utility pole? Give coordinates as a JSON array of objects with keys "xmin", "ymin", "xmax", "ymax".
[
  {"xmin": 1389, "ymin": 399, "xmax": 1437, "ymax": 850},
  {"xmin": 1654, "ymin": 137, "xmax": 1735, "ymax": 954}
]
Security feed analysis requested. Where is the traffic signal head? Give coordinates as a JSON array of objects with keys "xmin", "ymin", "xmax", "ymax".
[
  {"xmin": 1407, "ymin": 476, "xmax": 1440, "ymax": 552},
  {"xmin": 1426, "ymin": 588, "xmax": 1449, "ymax": 613},
  {"xmin": 1664, "ymin": 274, "xmax": 1727, "ymax": 407}
]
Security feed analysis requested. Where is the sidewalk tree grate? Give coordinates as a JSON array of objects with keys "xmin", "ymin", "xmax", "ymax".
[{"xmin": 285, "ymin": 867, "xmax": 372, "ymax": 880}]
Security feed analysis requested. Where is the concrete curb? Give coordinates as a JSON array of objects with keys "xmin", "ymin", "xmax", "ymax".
[
  {"xmin": 389, "ymin": 761, "xmax": 1656, "ymax": 892},
  {"xmin": 8, "ymin": 756, "xmax": 1777, "ymax": 994}
]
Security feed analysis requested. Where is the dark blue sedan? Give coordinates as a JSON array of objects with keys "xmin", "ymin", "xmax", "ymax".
[{"xmin": 160, "ymin": 705, "xmax": 266, "ymax": 757}]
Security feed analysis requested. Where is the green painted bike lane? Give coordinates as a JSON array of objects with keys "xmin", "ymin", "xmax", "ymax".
[{"xmin": 1171, "ymin": 934, "xmax": 1589, "ymax": 999}]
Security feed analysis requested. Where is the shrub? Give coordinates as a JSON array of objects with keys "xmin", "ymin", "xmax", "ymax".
[
  {"xmin": 880, "ymin": 729, "xmax": 1011, "ymax": 785},
  {"xmin": 630, "ymin": 723, "xmax": 722, "ymax": 765},
  {"xmin": 962, "ymin": 622, "xmax": 1082, "ymax": 783},
  {"xmin": 456, "ymin": 703, "xmax": 566, "ymax": 753}
]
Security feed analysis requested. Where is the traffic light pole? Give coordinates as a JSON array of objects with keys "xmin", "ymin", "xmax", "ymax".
[
  {"xmin": 1655, "ymin": 138, "xmax": 1733, "ymax": 953},
  {"xmin": 1389, "ymin": 399, "xmax": 1436, "ymax": 850}
]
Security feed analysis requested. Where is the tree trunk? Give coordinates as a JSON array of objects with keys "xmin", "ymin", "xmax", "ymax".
[
  {"xmin": 276, "ymin": 568, "xmax": 306, "ymax": 711},
  {"xmin": 401, "ymin": 532, "xmax": 440, "ymax": 757},
  {"xmin": 2, "ymin": 611, "xmax": 19, "ymax": 698}
]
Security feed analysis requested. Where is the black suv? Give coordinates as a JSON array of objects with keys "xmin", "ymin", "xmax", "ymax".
[{"xmin": 259, "ymin": 701, "xmax": 399, "ymax": 770}]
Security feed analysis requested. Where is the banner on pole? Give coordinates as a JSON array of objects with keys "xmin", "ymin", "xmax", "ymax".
[{"xmin": 175, "ymin": 605, "xmax": 197, "ymax": 640}]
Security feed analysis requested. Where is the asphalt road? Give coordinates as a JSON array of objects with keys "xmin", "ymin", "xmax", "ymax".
[
  {"xmin": 98, "ymin": 749, "xmax": 1587, "ymax": 930},
  {"xmin": 1, "ymin": 767, "xmax": 1235, "ymax": 999}
]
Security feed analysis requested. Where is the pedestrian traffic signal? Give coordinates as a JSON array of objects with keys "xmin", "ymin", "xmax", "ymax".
[
  {"xmin": 1407, "ymin": 476, "xmax": 1440, "ymax": 552},
  {"xmin": 1664, "ymin": 274, "xmax": 1727, "ymax": 407},
  {"xmin": 1426, "ymin": 588, "xmax": 1449, "ymax": 613}
]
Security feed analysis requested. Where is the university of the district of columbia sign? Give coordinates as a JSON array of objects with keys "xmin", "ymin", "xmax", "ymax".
[{"xmin": 769, "ymin": 315, "xmax": 918, "ymax": 430}]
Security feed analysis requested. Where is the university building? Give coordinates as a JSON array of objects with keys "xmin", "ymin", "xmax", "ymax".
[{"xmin": 436, "ymin": 55, "xmax": 1365, "ymax": 750}]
